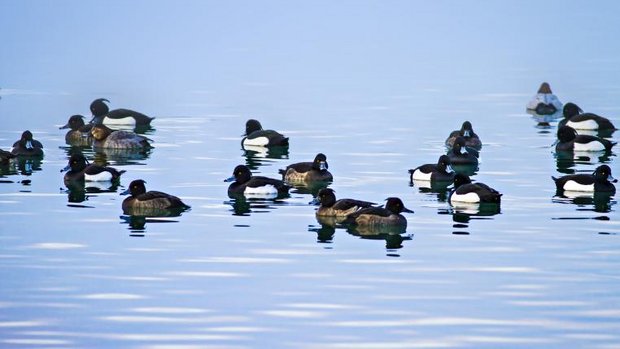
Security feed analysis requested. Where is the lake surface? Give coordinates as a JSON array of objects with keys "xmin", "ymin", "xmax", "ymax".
[{"xmin": 1, "ymin": 2, "xmax": 620, "ymax": 348}]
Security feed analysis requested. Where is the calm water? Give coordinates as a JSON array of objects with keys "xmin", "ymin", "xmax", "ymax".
[{"xmin": 1, "ymin": 2, "xmax": 620, "ymax": 348}]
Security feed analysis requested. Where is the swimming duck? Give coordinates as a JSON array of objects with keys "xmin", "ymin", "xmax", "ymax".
[
  {"xmin": 90, "ymin": 124, "xmax": 152, "ymax": 149},
  {"xmin": 559, "ymin": 102, "xmax": 616, "ymax": 131},
  {"xmin": 61, "ymin": 153, "xmax": 125, "ymax": 183},
  {"xmin": 445, "ymin": 121, "xmax": 482, "ymax": 149},
  {"xmin": 311, "ymin": 188, "xmax": 375, "ymax": 219},
  {"xmin": 450, "ymin": 174, "xmax": 502, "ymax": 204},
  {"xmin": 447, "ymin": 137, "xmax": 478, "ymax": 166},
  {"xmin": 242, "ymin": 119, "xmax": 289, "ymax": 147},
  {"xmin": 90, "ymin": 98, "xmax": 154, "ymax": 127},
  {"xmin": 120, "ymin": 179, "xmax": 190, "ymax": 214},
  {"xmin": 11, "ymin": 130, "xmax": 44, "ymax": 156},
  {"xmin": 225, "ymin": 164, "xmax": 290, "ymax": 197},
  {"xmin": 526, "ymin": 82, "xmax": 563, "ymax": 115},
  {"xmin": 60, "ymin": 115, "xmax": 92, "ymax": 146},
  {"xmin": 342, "ymin": 197, "xmax": 413, "ymax": 227},
  {"xmin": 409, "ymin": 155, "xmax": 455, "ymax": 183},
  {"xmin": 552, "ymin": 165, "xmax": 616, "ymax": 193},
  {"xmin": 555, "ymin": 126, "xmax": 616, "ymax": 152},
  {"xmin": 279, "ymin": 153, "xmax": 333, "ymax": 183}
]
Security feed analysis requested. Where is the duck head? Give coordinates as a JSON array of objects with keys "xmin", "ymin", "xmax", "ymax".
[
  {"xmin": 453, "ymin": 173, "xmax": 472, "ymax": 189},
  {"xmin": 60, "ymin": 115, "xmax": 86, "ymax": 130},
  {"xmin": 312, "ymin": 153, "xmax": 328, "ymax": 171},
  {"xmin": 121, "ymin": 179, "xmax": 147, "ymax": 196},
  {"xmin": 562, "ymin": 102, "xmax": 583, "ymax": 120},
  {"xmin": 90, "ymin": 98, "xmax": 110, "ymax": 118},
  {"xmin": 384, "ymin": 197, "xmax": 414, "ymax": 214},
  {"xmin": 61, "ymin": 153, "xmax": 88, "ymax": 173},
  {"xmin": 460, "ymin": 121, "xmax": 475, "ymax": 138},
  {"xmin": 245, "ymin": 119, "xmax": 263, "ymax": 136},
  {"xmin": 594, "ymin": 165, "xmax": 617, "ymax": 183},
  {"xmin": 225, "ymin": 165, "xmax": 252, "ymax": 184}
]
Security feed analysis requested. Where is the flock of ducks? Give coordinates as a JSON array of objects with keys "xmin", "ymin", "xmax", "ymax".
[{"xmin": 0, "ymin": 83, "xmax": 617, "ymax": 233}]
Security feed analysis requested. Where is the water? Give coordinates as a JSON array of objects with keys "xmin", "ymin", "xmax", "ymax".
[{"xmin": 1, "ymin": 1, "xmax": 620, "ymax": 348}]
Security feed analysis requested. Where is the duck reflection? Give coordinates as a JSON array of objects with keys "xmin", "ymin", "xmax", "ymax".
[
  {"xmin": 554, "ymin": 150, "xmax": 612, "ymax": 175},
  {"xmin": 224, "ymin": 194, "xmax": 289, "ymax": 216},
  {"xmin": 290, "ymin": 180, "xmax": 330, "ymax": 197},
  {"xmin": 439, "ymin": 203, "xmax": 501, "ymax": 235},
  {"xmin": 526, "ymin": 109, "xmax": 563, "ymax": 129},
  {"xmin": 346, "ymin": 224, "xmax": 412, "ymax": 250},
  {"xmin": 410, "ymin": 178, "xmax": 451, "ymax": 202},
  {"xmin": 133, "ymin": 124, "xmax": 156, "ymax": 135},
  {"xmin": 311, "ymin": 213, "xmax": 412, "ymax": 250},
  {"xmin": 553, "ymin": 190, "xmax": 616, "ymax": 214},
  {"xmin": 242, "ymin": 145, "xmax": 289, "ymax": 171},
  {"xmin": 119, "ymin": 215, "xmax": 181, "ymax": 235},
  {"xmin": 0, "ymin": 156, "xmax": 16, "ymax": 176},
  {"xmin": 60, "ymin": 145, "xmax": 94, "ymax": 158},
  {"xmin": 15, "ymin": 157, "xmax": 43, "ymax": 176},
  {"xmin": 64, "ymin": 181, "xmax": 120, "ymax": 205},
  {"xmin": 449, "ymin": 164, "xmax": 478, "ymax": 177},
  {"xmin": 93, "ymin": 147, "xmax": 153, "ymax": 166},
  {"xmin": 308, "ymin": 223, "xmax": 336, "ymax": 243}
]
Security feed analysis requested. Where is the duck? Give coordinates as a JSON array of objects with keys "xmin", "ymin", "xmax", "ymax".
[
  {"xmin": 342, "ymin": 197, "xmax": 413, "ymax": 227},
  {"xmin": 552, "ymin": 165, "xmax": 616, "ymax": 193},
  {"xmin": 279, "ymin": 153, "xmax": 333, "ymax": 183},
  {"xmin": 0, "ymin": 148, "xmax": 15, "ymax": 164},
  {"xmin": 60, "ymin": 115, "xmax": 92, "ymax": 146},
  {"xmin": 445, "ymin": 121, "xmax": 482, "ymax": 149},
  {"xmin": 120, "ymin": 179, "xmax": 190, "ymax": 214},
  {"xmin": 90, "ymin": 98, "xmax": 154, "ymax": 127},
  {"xmin": 225, "ymin": 164, "xmax": 290, "ymax": 197},
  {"xmin": 555, "ymin": 126, "xmax": 616, "ymax": 152},
  {"xmin": 242, "ymin": 119, "xmax": 289, "ymax": 147},
  {"xmin": 526, "ymin": 82, "xmax": 563, "ymax": 115},
  {"xmin": 90, "ymin": 124, "xmax": 152, "ymax": 149},
  {"xmin": 559, "ymin": 102, "xmax": 616, "ymax": 131},
  {"xmin": 450, "ymin": 173, "xmax": 502, "ymax": 204},
  {"xmin": 61, "ymin": 153, "xmax": 125, "ymax": 183},
  {"xmin": 311, "ymin": 188, "xmax": 375, "ymax": 218},
  {"xmin": 409, "ymin": 155, "xmax": 455, "ymax": 183},
  {"xmin": 11, "ymin": 130, "xmax": 44, "ymax": 156},
  {"xmin": 447, "ymin": 137, "xmax": 478, "ymax": 166}
]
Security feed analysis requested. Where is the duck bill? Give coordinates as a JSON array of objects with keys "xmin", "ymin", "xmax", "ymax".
[
  {"xmin": 224, "ymin": 176, "xmax": 235, "ymax": 183},
  {"xmin": 463, "ymin": 130, "xmax": 471, "ymax": 137},
  {"xmin": 309, "ymin": 197, "xmax": 321, "ymax": 205},
  {"xmin": 59, "ymin": 123, "xmax": 70, "ymax": 130},
  {"xmin": 119, "ymin": 188, "xmax": 130, "ymax": 196},
  {"xmin": 319, "ymin": 161, "xmax": 328, "ymax": 171},
  {"xmin": 60, "ymin": 164, "xmax": 71, "ymax": 172},
  {"xmin": 25, "ymin": 140, "xmax": 33, "ymax": 150},
  {"xmin": 609, "ymin": 174, "xmax": 617, "ymax": 183},
  {"xmin": 402, "ymin": 207, "xmax": 414, "ymax": 213}
]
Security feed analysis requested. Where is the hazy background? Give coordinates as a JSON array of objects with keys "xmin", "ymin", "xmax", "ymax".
[{"xmin": 2, "ymin": 0, "xmax": 620, "ymax": 127}]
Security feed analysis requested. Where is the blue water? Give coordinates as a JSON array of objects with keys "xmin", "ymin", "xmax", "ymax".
[{"xmin": 1, "ymin": 1, "xmax": 620, "ymax": 348}]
